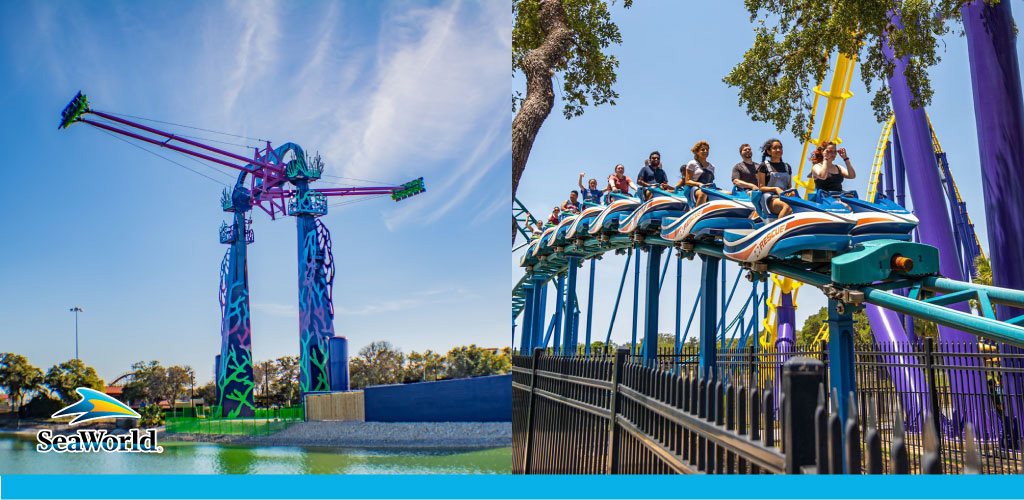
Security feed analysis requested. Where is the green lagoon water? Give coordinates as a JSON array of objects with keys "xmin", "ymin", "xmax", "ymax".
[{"xmin": 0, "ymin": 434, "xmax": 510, "ymax": 474}]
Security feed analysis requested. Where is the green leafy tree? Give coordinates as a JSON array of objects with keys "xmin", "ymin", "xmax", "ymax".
[
  {"xmin": 349, "ymin": 341, "xmax": 406, "ymax": 389},
  {"xmin": 798, "ymin": 306, "xmax": 873, "ymax": 345},
  {"xmin": 196, "ymin": 381, "xmax": 217, "ymax": 407},
  {"xmin": 724, "ymin": 1, "xmax": 1002, "ymax": 138},
  {"xmin": 973, "ymin": 255, "xmax": 993, "ymax": 286},
  {"xmin": 270, "ymin": 356, "xmax": 300, "ymax": 407},
  {"xmin": 43, "ymin": 359, "xmax": 105, "ymax": 404},
  {"xmin": 163, "ymin": 365, "xmax": 193, "ymax": 407},
  {"xmin": 121, "ymin": 361, "xmax": 167, "ymax": 406},
  {"xmin": 253, "ymin": 360, "xmax": 279, "ymax": 407},
  {"xmin": 512, "ymin": 0, "xmax": 632, "ymax": 199},
  {"xmin": 0, "ymin": 353, "xmax": 44, "ymax": 428},
  {"xmin": 445, "ymin": 346, "xmax": 512, "ymax": 379},
  {"xmin": 970, "ymin": 255, "xmax": 993, "ymax": 309},
  {"xmin": 139, "ymin": 404, "xmax": 164, "ymax": 428},
  {"xmin": 405, "ymin": 350, "xmax": 446, "ymax": 382}
]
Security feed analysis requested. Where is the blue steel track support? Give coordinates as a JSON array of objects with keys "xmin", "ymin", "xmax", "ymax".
[
  {"xmin": 521, "ymin": 284, "xmax": 535, "ymax": 352},
  {"xmin": 721, "ymin": 261, "xmax": 726, "ymax": 341},
  {"xmin": 532, "ymin": 279, "xmax": 547, "ymax": 349},
  {"xmin": 827, "ymin": 298, "xmax": 856, "ymax": 434},
  {"xmin": 585, "ymin": 259, "xmax": 596, "ymax": 357},
  {"xmin": 674, "ymin": 255, "xmax": 682, "ymax": 373},
  {"xmin": 631, "ymin": 247, "xmax": 641, "ymax": 355},
  {"xmin": 564, "ymin": 258, "xmax": 579, "ymax": 354},
  {"xmin": 552, "ymin": 275, "xmax": 565, "ymax": 354},
  {"xmin": 643, "ymin": 246, "xmax": 664, "ymax": 365},
  {"xmin": 605, "ymin": 250, "xmax": 632, "ymax": 346},
  {"xmin": 699, "ymin": 255, "xmax": 720, "ymax": 381}
]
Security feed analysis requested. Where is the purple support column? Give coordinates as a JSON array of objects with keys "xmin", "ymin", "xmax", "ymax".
[
  {"xmin": 886, "ymin": 11, "xmax": 990, "ymax": 437},
  {"xmin": 962, "ymin": 0, "xmax": 1024, "ymax": 319},
  {"xmin": 865, "ymin": 305, "xmax": 926, "ymax": 430},
  {"xmin": 884, "ymin": 15, "xmax": 973, "ymax": 342},
  {"xmin": 775, "ymin": 292, "xmax": 796, "ymax": 352},
  {"xmin": 774, "ymin": 291, "xmax": 796, "ymax": 412},
  {"xmin": 963, "ymin": 0, "xmax": 1024, "ymax": 445}
]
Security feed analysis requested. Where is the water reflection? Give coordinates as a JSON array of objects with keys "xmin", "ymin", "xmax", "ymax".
[
  {"xmin": 0, "ymin": 435, "xmax": 510, "ymax": 474},
  {"xmin": 214, "ymin": 446, "xmax": 258, "ymax": 474}
]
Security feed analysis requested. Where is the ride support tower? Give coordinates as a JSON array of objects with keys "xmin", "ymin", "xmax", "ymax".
[
  {"xmin": 217, "ymin": 178, "xmax": 257, "ymax": 417},
  {"xmin": 285, "ymin": 152, "xmax": 340, "ymax": 394}
]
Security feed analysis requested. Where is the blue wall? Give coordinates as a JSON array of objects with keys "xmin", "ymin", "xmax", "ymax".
[{"xmin": 363, "ymin": 375, "xmax": 511, "ymax": 422}]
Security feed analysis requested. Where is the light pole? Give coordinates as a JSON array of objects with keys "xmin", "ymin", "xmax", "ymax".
[{"xmin": 69, "ymin": 307, "xmax": 83, "ymax": 359}]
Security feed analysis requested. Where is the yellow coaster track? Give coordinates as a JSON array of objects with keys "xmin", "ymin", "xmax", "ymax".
[{"xmin": 763, "ymin": 53, "xmax": 857, "ymax": 351}]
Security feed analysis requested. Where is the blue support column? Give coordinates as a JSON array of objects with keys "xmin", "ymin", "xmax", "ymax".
[
  {"xmin": 585, "ymin": 259, "xmax": 596, "ymax": 357},
  {"xmin": 564, "ymin": 259, "xmax": 579, "ymax": 355},
  {"xmin": 643, "ymin": 246, "xmax": 664, "ymax": 365},
  {"xmin": 605, "ymin": 249, "xmax": 632, "ymax": 345},
  {"xmin": 827, "ymin": 299, "xmax": 857, "ymax": 433},
  {"xmin": 521, "ymin": 284, "xmax": 536, "ymax": 352},
  {"xmin": 752, "ymin": 280, "xmax": 759, "ymax": 348},
  {"xmin": 884, "ymin": 141, "xmax": 895, "ymax": 201},
  {"xmin": 674, "ymin": 255, "xmax": 682, "ymax": 372},
  {"xmin": 552, "ymin": 275, "xmax": 565, "ymax": 355},
  {"xmin": 721, "ymin": 261, "xmax": 726, "ymax": 341},
  {"xmin": 532, "ymin": 279, "xmax": 547, "ymax": 350},
  {"xmin": 893, "ymin": 125, "xmax": 907, "ymax": 209},
  {"xmin": 699, "ymin": 255, "xmax": 720, "ymax": 381},
  {"xmin": 631, "ymin": 247, "xmax": 641, "ymax": 355}
]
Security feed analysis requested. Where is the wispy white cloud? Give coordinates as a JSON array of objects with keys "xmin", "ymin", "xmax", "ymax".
[
  {"xmin": 252, "ymin": 303, "xmax": 298, "ymax": 317},
  {"xmin": 337, "ymin": 285, "xmax": 473, "ymax": 316},
  {"xmin": 222, "ymin": 0, "xmax": 280, "ymax": 116}
]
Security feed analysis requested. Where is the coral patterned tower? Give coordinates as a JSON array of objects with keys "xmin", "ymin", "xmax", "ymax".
[
  {"xmin": 286, "ymin": 151, "xmax": 338, "ymax": 394},
  {"xmin": 216, "ymin": 182, "xmax": 256, "ymax": 417}
]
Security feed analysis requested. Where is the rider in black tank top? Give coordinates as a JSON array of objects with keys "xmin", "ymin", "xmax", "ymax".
[
  {"xmin": 814, "ymin": 169, "xmax": 845, "ymax": 192},
  {"xmin": 810, "ymin": 142, "xmax": 856, "ymax": 197}
]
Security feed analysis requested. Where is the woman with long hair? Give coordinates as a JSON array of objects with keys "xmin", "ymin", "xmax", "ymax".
[
  {"xmin": 756, "ymin": 139, "xmax": 794, "ymax": 218},
  {"xmin": 810, "ymin": 141, "xmax": 856, "ymax": 194}
]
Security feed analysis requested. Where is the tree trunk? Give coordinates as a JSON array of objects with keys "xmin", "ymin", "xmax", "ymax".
[{"xmin": 512, "ymin": 0, "xmax": 574, "ymax": 199}]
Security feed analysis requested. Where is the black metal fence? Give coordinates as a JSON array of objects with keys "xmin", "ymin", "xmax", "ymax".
[{"xmin": 513, "ymin": 342, "xmax": 1020, "ymax": 474}]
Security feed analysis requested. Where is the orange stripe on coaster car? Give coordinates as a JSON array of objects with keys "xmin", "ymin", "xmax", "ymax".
[
  {"xmin": 783, "ymin": 216, "xmax": 834, "ymax": 230},
  {"xmin": 855, "ymin": 216, "xmax": 895, "ymax": 226},
  {"xmin": 730, "ymin": 216, "xmax": 835, "ymax": 261}
]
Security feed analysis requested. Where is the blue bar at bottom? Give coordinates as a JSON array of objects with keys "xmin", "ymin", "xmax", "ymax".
[{"xmin": 3, "ymin": 475, "xmax": 1024, "ymax": 499}]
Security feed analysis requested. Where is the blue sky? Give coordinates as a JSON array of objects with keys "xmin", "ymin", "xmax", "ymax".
[
  {"xmin": 0, "ymin": 0, "xmax": 510, "ymax": 384},
  {"xmin": 514, "ymin": 1, "xmax": 1022, "ymax": 348}
]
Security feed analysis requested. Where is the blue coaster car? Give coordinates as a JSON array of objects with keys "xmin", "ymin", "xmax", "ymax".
[
  {"xmin": 566, "ymin": 204, "xmax": 606, "ymax": 241},
  {"xmin": 519, "ymin": 237, "xmax": 542, "ymax": 267},
  {"xmin": 618, "ymin": 188, "xmax": 689, "ymax": 235},
  {"xmin": 812, "ymin": 190, "xmax": 918, "ymax": 245},
  {"xmin": 662, "ymin": 186, "xmax": 757, "ymax": 242},
  {"xmin": 723, "ymin": 190, "xmax": 855, "ymax": 262},
  {"xmin": 535, "ymin": 212, "xmax": 578, "ymax": 256},
  {"xmin": 587, "ymin": 194, "xmax": 642, "ymax": 237}
]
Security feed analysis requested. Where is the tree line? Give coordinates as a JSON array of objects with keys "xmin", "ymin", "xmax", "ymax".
[
  {"xmin": 1, "ymin": 342, "xmax": 512, "ymax": 421},
  {"xmin": 0, "ymin": 354, "xmax": 105, "ymax": 426}
]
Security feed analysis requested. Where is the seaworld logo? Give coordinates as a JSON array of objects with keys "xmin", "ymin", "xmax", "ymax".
[
  {"xmin": 36, "ymin": 428, "xmax": 162, "ymax": 453},
  {"xmin": 51, "ymin": 387, "xmax": 140, "ymax": 424},
  {"xmin": 35, "ymin": 387, "xmax": 161, "ymax": 453}
]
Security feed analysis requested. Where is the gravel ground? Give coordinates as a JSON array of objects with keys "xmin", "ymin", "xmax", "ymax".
[{"xmin": 161, "ymin": 421, "xmax": 511, "ymax": 449}]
